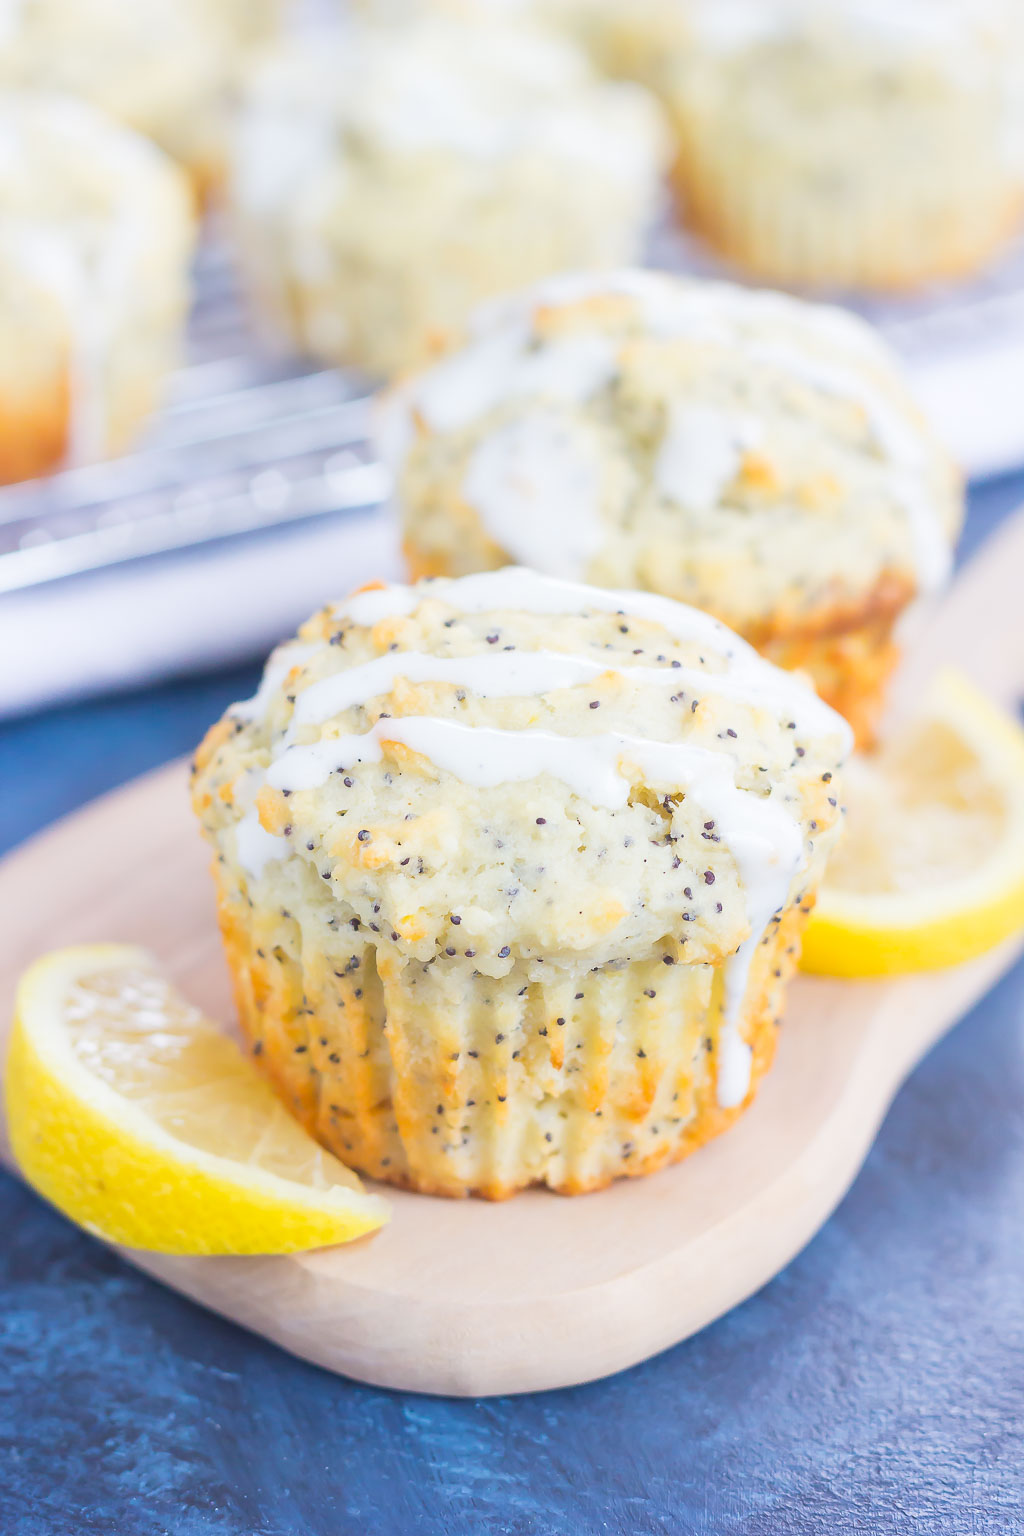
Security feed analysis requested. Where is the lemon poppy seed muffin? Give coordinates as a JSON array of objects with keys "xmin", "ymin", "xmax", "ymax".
[
  {"xmin": 192, "ymin": 567, "xmax": 849, "ymax": 1199},
  {"xmin": 228, "ymin": 18, "xmax": 669, "ymax": 377},
  {"xmin": 666, "ymin": 0, "xmax": 1024, "ymax": 290},
  {"xmin": 386, "ymin": 269, "xmax": 962, "ymax": 744},
  {"xmin": 0, "ymin": 93, "xmax": 194, "ymax": 482},
  {"xmin": 0, "ymin": 0, "xmax": 280, "ymax": 190}
]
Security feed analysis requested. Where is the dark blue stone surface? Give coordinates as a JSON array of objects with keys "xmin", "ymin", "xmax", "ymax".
[{"xmin": 2, "ymin": 479, "xmax": 1023, "ymax": 1535}]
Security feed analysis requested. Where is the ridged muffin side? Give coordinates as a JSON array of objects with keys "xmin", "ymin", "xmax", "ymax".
[
  {"xmin": 665, "ymin": 0, "xmax": 1024, "ymax": 290},
  {"xmin": 193, "ymin": 568, "xmax": 849, "ymax": 1198}
]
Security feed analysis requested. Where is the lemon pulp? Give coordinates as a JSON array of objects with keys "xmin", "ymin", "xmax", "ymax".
[
  {"xmin": 6, "ymin": 944, "xmax": 390, "ymax": 1254},
  {"xmin": 802, "ymin": 671, "xmax": 1024, "ymax": 976}
]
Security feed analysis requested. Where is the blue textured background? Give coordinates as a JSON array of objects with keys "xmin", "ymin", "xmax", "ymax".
[{"xmin": 2, "ymin": 478, "xmax": 1023, "ymax": 1535}]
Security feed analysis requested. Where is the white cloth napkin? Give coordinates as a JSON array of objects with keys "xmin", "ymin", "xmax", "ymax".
[
  {"xmin": 0, "ymin": 511, "xmax": 403, "ymax": 718},
  {"xmin": 906, "ymin": 348, "xmax": 1024, "ymax": 483}
]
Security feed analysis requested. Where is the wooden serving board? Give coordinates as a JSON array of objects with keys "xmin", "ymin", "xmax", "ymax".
[{"xmin": 3, "ymin": 510, "xmax": 1024, "ymax": 1398}]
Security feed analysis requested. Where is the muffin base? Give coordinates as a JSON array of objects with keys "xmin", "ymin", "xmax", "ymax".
[
  {"xmin": 0, "ymin": 340, "xmax": 187, "ymax": 485},
  {"xmin": 209, "ymin": 854, "xmax": 814, "ymax": 1199},
  {"xmin": 670, "ymin": 151, "xmax": 1024, "ymax": 292},
  {"xmin": 0, "ymin": 378, "xmax": 71, "ymax": 484}
]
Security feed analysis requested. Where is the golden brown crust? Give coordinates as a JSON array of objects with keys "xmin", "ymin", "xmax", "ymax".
[
  {"xmin": 402, "ymin": 540, "xmax": 459, "ymax": 583},
  {"xmin": 206, "ymin": 851, "xmax": 814, "ymax": 1200},
  {"xmin": 0, "ymin": 377, "xmax": 70, "ymax": 484},
  {"xmin": 747, "ymin": 570, "xmax": 916, "ymax": 747}
]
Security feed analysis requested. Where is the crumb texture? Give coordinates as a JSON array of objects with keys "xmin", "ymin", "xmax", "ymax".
[
  {"xmin": 388, "ymin": 269, "xmax": 962, "ymax": 739},
  {"xmin": 0, "ymin": 91, "xmax": 194, "ymax": 479}
]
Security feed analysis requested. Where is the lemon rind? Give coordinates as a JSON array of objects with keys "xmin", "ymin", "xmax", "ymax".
[{"xmin": 803, "ymin": 671, "xmax": 1024, "ymax": 977}]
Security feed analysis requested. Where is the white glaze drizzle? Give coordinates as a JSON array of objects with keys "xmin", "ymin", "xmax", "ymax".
[
  {"xmin": 746, "ymin": 340, "xmax": 952, "ymax": 591},
  {"xmin": 462, "ymin": 413, "xmax": 604, "ymax": 579},
  {"xmin": 338, "ymin": 566, "xmax": 739, "ymax": 655},
  {"xmin": 336, "ymin": 24, "xmax": 595, "ymax": 162},
  {"xmin": 286, "ymin": 649, "xmax": 612, "ymax": 738},
  {"xmin": 234, "ymin": 21, "xmax": 664, "ymax": 237},
  {"xmin": 395, "ymin": 271, "xmax": 949, "ymax": 595},
  {"xmin": 892, "ymin": 477, "xmax": 955, "ymax": 593},
  {"xmin": 472, "ymin": 269, "xmax": 893, "ymax": 367},
  {"xmin": 284, "ymin": 644, "xmax": 845, "ymax": 750},
  {"xmin": 235, "ymin": 806, "xmax": 288, "ymax": 881},
  {"xmin": 231, "ymin": 641, "xmax": 320, "ymax": 725},
  {"xmin": 408, "ymin": 330, "xmax": 616, "ymax": 437},
  {"xmin": 332, "ymin": 567, "xmax": 850, "ymax": 747},
  {"xmin": 656, "ymin": 404, "xmax": 764, "ymax": 511}
]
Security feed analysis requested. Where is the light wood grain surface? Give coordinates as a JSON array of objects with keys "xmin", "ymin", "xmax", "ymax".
[{"xmin": 2, "ymin": 510, "xmax": 1023, "ymax": 1397}]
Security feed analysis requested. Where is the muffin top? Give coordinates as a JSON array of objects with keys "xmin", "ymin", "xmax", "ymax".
[
  {"xmin": 194, "ymin": 568, "xmax": 849, "ymax": 1097},
  {"xmin": 383, "ymin": 269, "xmax": 962, "ymax": 633},
  {"xmin": 0, "ymin": 0, "xmax": 237, "ymax": 138},
  {"xmin": 0, "ymin": 90, "xmax": 190, "ymax": 229},
  {"xmin": 232, "ymin": 16, "xmax": 666, "ymax": 205}
]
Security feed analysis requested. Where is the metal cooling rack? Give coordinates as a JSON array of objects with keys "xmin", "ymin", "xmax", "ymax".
[
  {"xmin": 4, "ymin": 223, "xmax": 1024, "ymax": 600},
  {"xmin": 0, "ymin": 241, "xmax": 388, "ymax": 597}
]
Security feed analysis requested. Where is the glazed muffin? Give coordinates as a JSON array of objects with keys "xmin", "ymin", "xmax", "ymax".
[
  {"xmin": 663, "ymin": 0, "xmax": 1024, "ymax": 290},
  {"xmin": 193, "ymin": 567, "xmax": 849, "ymax": 1199},
  {"xmin": 385, "ymin": 269, "xmax": 962, "ymax": 744},
  {"xmin": 0, "ymin": 0, "xmax": 278, "ymax": 189},
  {"xmin": 0, "ymin": 93, "xmax": 194, "ymax": 482},
  {"xmin": 228, "ymin": 17, "xmax": 668, "ymax": 376}
]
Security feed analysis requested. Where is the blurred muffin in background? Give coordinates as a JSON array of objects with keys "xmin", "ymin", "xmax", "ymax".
[
  {"xmin": 0, "ymin": 0, "xmax": 283, "ymax": 190},
  {"xmin": 0, "ymin": 93, "xmax": 194, "ymax": 482},
  {"xmin": 351, "ymin": 0, "xmax": 690, "ymax": 84},
  {"xmin": 211, "ymin": 0, "xmax": 286, "ymax": 48},
  {"xmin": 383, "ymin": 269, "xmax": 962, "ymax": 744},
  {"xmin": 192, "ymin": 566, "xmax": 848, "ymax": 1197},
  {"xmin": 228, "ymin": 16, "xmax": 669, "ymax": 376},
  {"xmin": 664, "ymin": 0, "xmax": 1024, "ymax": 290}
]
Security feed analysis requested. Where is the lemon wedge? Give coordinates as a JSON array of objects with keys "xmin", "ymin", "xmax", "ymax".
[
  {"xmin": 802, "ymin": 670, "xmax": 1024, "ymax": 977},
  {"xmin": 5, "ymin": 943, "xmax": 390, "ymax": 1254}
]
